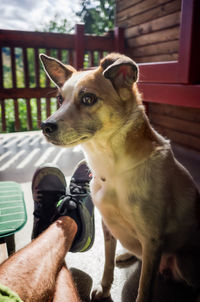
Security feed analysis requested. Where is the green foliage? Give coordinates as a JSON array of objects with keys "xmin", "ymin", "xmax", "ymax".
[
  {"xmin": 77, "ymin": 0, "xmax": 115, "ymax": 34},
  {"xmin": 37, "ymin": 13, "xmax": 74, "ymax": 34}
]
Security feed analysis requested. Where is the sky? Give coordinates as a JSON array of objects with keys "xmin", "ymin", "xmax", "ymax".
[{"xmin": 0, "ymin": 0, "xmax": 81, "ymax": 31}]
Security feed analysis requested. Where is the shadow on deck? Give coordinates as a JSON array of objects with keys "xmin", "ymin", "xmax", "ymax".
[{"xmin": 0, "ymin": 131, "xmax": 84, "ymax": 183}]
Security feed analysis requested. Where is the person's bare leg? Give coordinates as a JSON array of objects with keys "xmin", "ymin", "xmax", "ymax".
[
  {"xmin": 0, "ymin": 216, "xmax": 80, "ymax": 302},
  {"xmin": 53, "ymin": 264, "xmax": 81, "ymax": 302}
]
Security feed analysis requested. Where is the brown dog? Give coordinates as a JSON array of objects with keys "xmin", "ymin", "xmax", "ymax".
[{"xmin": 40, "ymin": 53, "xmax": 200, "ymax": 302}]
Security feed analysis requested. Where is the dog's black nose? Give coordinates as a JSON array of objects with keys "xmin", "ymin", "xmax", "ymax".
[{"xmin": 41, "ymin": 121, "xmax": 58, "ymax": 134}]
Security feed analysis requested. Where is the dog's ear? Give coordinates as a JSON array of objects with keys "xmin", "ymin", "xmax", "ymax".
[
  {"xmin": 101, "ymin": 53, "xmax": 138, "ymax": 91},
  {"xmin": 40, "ymin": 54, "xmax": 76, "ymax": 88}
]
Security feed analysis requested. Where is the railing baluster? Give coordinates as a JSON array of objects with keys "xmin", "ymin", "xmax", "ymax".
[
  {"xmin": 10, "ymin": 47, "xmax": 16, "ymax": 88},
  {"xmin": 57, "ymin": 49, "xmax": 62, "ymax": 61},
  {"xmin": 13, "ymin": 99, "xmax": 20, "ymax": 131},
  {"xmin": 0, "ymin": 47, "xmax": 4, "ymax": 89},
  {"xmin": 36, "ymin": 98, "xmax": 41, "ymax": 128},
  {"xmin": 0, "ymin": 99, "xmax": 6, "ymax": 132},
  {"xmin": 46, "ymin": 97, "xmax": 51, "ymax": 118},
  {"xmin": 99, "ymin": 51, "xmax": 103, "ymax": 60},
  {"xmin": 22, "ymin": 47, "xmax": 29, "ymax": 88},
  {"xmin": 26, "ymin": 98, "xmax": 33, "ymax": 130},
  {"xmin": 90, "ymin": 51, "xmax": 94, "ymax": 67},
  {"xmin": 34, "ymin": 48, "xmax": 40, "ymax": 88},
  {"xmin": 69, "ymin": 50, "xmax": 73, "ymax": 66},
  {"xmin": 45, "ymin": 49, "xmax": 50, "ymax": 87}
]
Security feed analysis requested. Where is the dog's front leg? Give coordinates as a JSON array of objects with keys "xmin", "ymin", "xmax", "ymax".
[
  {"xmin": 92, "ymin": 220, "xmax": 117, "ymax": 301},
  {"xmin": 136, "ymin": 239, "xmax": 162, "ymax": 302}
]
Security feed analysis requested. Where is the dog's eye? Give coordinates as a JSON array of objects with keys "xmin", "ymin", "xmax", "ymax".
[
  {"xmin": 57, "ymin": 95, "xmax": 64, "ymax": 105},
  {"xmin": 81, "ymin": 93, "xmax": 97, "ymax": 106}
]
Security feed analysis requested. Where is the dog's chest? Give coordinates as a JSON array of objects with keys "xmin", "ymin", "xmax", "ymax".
[{"xmin": 90, "ymin": 173, "xmax": 143, "ymax": 253}]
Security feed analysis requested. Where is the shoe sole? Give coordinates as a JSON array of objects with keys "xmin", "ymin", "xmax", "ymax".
[{"xmin": 32, "ymin": 163, "xmax": 67, "ymax": 201}]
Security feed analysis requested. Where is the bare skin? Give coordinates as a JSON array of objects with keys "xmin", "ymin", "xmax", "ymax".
[{"xmin": 0, "ymin": 216, "xmax": 81, "ymax": 302}]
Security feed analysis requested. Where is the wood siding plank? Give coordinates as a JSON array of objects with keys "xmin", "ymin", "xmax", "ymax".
[
  {"xmin": 116, "ymin": 0, "xmax": 143, "ymax": 13},
  {"xmin": 150, "ymin": 113, "xmax": 200, "ymax": 137},
  {"xmin": 128, "ymin": 27, "xmax": 179, "ymax": 48},
  {"xmin": 152, "ymin": 123, "xmax": 200, "ymax": 152},
  {"xmin": 130, "ymin": 40, "xmax": 179, "ymax": 58},
  {"xmin": 149, "ymin": 103, "xmax": 200, "ymax": 123},
  {"xmin": 117, "ymin": 0, "xmax": 181, "ymax": 28},
  {"xmin": 117, "ymin": 0, "xmax": 173, "ymax": 23},
  {"xmin": 125, "ymin": 11, "xmax": 181, "ymax": 39},
  {"xmin": 132, "ymin": 53, "xmax": 178, "ymax": 63}
]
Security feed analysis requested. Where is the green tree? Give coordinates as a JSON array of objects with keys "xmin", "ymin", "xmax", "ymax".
[
  {"xmin": 77, "ymin": 0, "xmax": 115, "ymax": 34},
  {"xmin": 37, "ymin": 13, "xmax": 74, "ymax": 34}
]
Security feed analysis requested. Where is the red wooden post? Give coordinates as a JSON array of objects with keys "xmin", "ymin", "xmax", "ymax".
[
  {"xmin": 75, "ymin": 24, "xmax": 85, "ymax": 70},
  {"xmin": 178, "ymin": 0, "xmax": 200, "ymax": 84},
  {"xmin": 114, "ymin": 27, "xmax": 125, "ymax": 54}
]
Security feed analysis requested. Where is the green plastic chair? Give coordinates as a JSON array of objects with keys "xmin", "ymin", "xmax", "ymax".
[{"xmin": 0, "ymin": 181, "xmax": 27, "ymax": 262}]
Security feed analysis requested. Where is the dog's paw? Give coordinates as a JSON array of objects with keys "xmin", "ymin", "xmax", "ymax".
[
  {"xmin": 116, "ymin": 251, "xmax": 134, "ymax": 263},
  {"xmin": 91, "ymin": 285, "xmax": 110, "ymax": 301},
  {"xmin": 115, "ymin": 251, "xmax": 137, "ymax": 268}
]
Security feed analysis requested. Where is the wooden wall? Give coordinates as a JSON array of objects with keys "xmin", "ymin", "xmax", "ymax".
[
  {"xmin": 116, "ymin": 0, "xmax": 182, "ymax": 63},
  {"xmin": 116, "ymin": 0, "xmax": 200, "ymax": 155},
  {"xmin": 148, "ymin": 103, "xmax": 200, "ymax": 152}
]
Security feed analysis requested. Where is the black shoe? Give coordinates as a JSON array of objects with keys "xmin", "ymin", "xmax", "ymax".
[
  {"xmin": 67, "ymin": 159, "xmax": 94, "ymax": 252},
  {"xmin": 32, "ymin": 161, "xmax": 95, "ymax": 253},
  {"xmin": 31, "ymin": 164, "xmax": 67, "ymax": 239}
]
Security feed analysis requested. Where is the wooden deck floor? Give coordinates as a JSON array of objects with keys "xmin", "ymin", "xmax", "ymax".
[
  {"xmin": 0, "ymin": 131, "xmax": 199, "ymax": 301},
  {"xmin": 0, "ymin": 131, "xmax": 84, "ymax": 183}
]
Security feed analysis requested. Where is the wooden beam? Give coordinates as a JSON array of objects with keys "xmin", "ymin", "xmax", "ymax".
[
  {"xmin": 138, "ymin": 83, "xmax": 200, "ymax": 108},
  {"xmin": 0, "ymin": 30, "xmax": 75, "ymax": 49},
  {"xmin": 139, "ymin": 61, "xmax": 179, "ymax": 83},
  {"xmin": 0, "ymin": 88, "xmax": 57, "ymax": 99}
]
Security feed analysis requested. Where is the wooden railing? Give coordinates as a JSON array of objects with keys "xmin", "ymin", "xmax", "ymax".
[{"xmin": 0, "ymin": 25, "xmax": 124, "ymax": 132}]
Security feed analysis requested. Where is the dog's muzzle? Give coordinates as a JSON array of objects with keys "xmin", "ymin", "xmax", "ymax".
[{"xmin": 41, "ymin": 121, "xmax": 58, "ymax": 136}]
